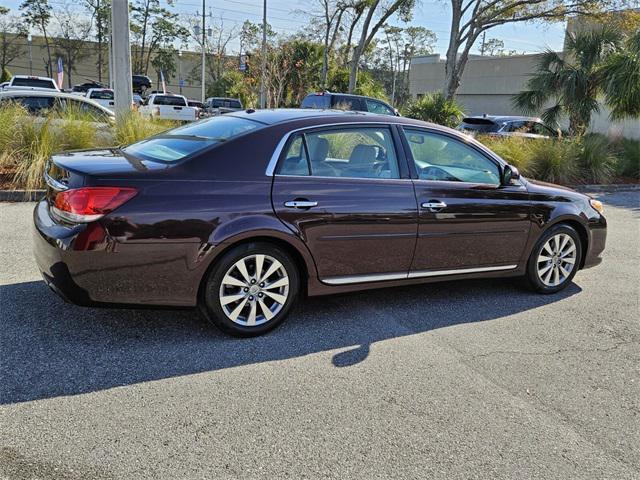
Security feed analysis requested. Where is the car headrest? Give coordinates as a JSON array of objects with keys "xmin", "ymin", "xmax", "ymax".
[
  {"xmin": 307, "ymin": 137, "xmax": 329, "ymax": 163},
  {"xmin": 349, "ymin": 144, "xmax": 377, "ymax": 165}
]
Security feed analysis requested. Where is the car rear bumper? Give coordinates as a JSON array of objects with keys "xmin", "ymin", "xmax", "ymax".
[
  {"xmin": 33, "ymin": 201, "xmax": 96, "ymax": 306},
  {"xmin": 33, "ymin": 200, "xmax": 202, "ymax": 308}
]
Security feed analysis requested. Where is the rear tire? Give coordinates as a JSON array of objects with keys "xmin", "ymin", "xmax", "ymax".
[
  {"xmin": 526, "ymin": 224, "xmax": 582, "ymax": 294},
  {"xmin": 200, "ymin": 242, "xmax": 300, "ymax": 337}
]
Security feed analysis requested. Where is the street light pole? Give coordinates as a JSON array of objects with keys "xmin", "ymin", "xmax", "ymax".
[
  {"xmin": 178, "ymin": 50, "xmax": 183, "ymax": 95},
  {"xmin": 111, "ymin": 0, "xmax": 133, "ymax": 117},
  {"xmin": 259, "ymin": 0, "xmax": 267, "ymax": 108},
  {"xmin": 27, "ymin": 34, "xmax": 33, "ymax": 75},
  {"xmin": 201, "ymin": 0, "xmax": 206, "ymax": 102}
]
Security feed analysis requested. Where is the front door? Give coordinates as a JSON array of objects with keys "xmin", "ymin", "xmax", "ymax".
[
  {"xmin": 272, "ymin": 125, "xmax": 417, "ymax": 283},
  {"xmin": 401, "ymin": 127, "xmax": 531, "ymax": 275}
]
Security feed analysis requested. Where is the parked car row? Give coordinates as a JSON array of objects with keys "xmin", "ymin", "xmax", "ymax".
[{"xmin": 1, "ymin": 75, "xmax": 559, "ymax": 137}]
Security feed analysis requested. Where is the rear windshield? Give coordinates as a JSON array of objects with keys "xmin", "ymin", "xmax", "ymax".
[
  {"xmin": 122, "ymin": 115, "xmax": 262, "ymax": 163},
  {"xmin": 90, "ymin": 90, "xmax": 114, "ymax": 100},
  {"xmin": 209, "ymin": 98, "xmax": 242, "ymax": 108},
  {"xmin": 12, "ymin": 78, "xmax": 56, "ymax": 89},
  {"xmin": 154, "ymin": 95, "xmax": 187, "ymax": 106},
  {"xmin": 457, "ymin": 118, "xmax": 500, "ymax": 133},
  {"xmin": 301, "ymin": 94, "xmax": 330, "ymax": 109}
]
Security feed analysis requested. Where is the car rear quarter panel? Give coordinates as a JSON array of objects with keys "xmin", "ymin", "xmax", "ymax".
[{"xmin": 80, "ymin": 125, "xmax": 322, "ymax": 306}]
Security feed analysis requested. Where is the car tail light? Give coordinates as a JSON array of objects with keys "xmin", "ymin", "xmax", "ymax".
[{"xmin": 52, "ymin": 187, "xmax": 137, "ymax": 223}]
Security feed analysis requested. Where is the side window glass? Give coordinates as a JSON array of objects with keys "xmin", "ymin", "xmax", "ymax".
[
  {"xmin": 304, "ymin": 127, "xmax": 400, "ymax": 179},
  {"xmin": 366, "ymin": 99, "xmax": 394, "ymax": 116},
  {"xmin": 404, "ymin": 129, "xmax": 500, "ymax": 186},
  {"xmin": 277, "ymin": 135, "xmax": 310, "ymax": 176}
]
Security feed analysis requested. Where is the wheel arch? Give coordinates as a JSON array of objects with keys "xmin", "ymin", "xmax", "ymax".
[
  {"xmin": 545, "ymin": 216, "xmax": 589, "ymax": 269},
  {"xmin": 197, "ymin": 231, "xmax": 315, "ymax": 304}
]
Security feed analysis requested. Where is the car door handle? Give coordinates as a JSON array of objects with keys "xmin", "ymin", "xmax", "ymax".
[
  {"xmin": 421, "ymin": 201, "xmax": 447, "ymax": 211},
  {"xmin": 284, "ymin": 200, "xmax": 318, "ymax": 209}
]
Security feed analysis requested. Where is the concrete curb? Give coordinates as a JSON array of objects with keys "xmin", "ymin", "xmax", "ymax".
[{"xmin": 0, "ymin": 190, "xmax": 45, "ymax": 202}]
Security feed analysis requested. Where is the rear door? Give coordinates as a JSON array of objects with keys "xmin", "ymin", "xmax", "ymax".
[
  {"xmin": 401, "ymin": 127, "xmax": 531, "ymax": 274},
  {"xmin": 272, "ymin": 124, "xmax": 418, "ymax": 283}
]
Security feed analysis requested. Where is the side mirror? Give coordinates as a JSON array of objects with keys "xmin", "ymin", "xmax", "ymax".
[
  {"xmin": 502, "ymin": 164, "xmax": 520, "ymax": 185},
  {"xmin": 394, "ymin": 108, "xmax": 401, "ymax": 117}
]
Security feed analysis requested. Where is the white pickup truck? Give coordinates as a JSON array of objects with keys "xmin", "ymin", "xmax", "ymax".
[
  {"xmin": 139, "ymin": 94, "xmax": 198, "ymax": 122},
  {"xmin": 3, "ymin": 75, "xmax": 60, "ymax": 92},
  {"xmin": 85, "ymin": 88, "xmax": 115, "ymax": 109}
]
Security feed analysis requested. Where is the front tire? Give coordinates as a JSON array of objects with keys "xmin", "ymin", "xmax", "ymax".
[
  {"xmin": 200, "ymin": 242, "xmax": 300, "ymax": 337},
  {"xmin": 526, "ymin": 224, "xmax": 582, "ymax": 294}
]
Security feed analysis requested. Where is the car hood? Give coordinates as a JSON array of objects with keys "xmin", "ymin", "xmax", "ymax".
[
  {"xmin": 524, "ymin": 178, "xmax": 589, "ymax": 201},
  {"xmin": 52, "ymin": 149, "xmax": 173, "ymax": 176}
]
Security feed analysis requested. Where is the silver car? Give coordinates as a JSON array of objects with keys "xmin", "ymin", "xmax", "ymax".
[{"xmin": 457, "ymin": 115, "xmax": 560, "ymax": 139}]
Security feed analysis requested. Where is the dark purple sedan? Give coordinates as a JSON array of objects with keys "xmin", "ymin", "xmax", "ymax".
[{"xmin": 34, "ymin": 109, "xmax": 607, "ymax": 336}]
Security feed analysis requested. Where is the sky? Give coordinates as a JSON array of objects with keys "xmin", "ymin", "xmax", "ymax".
[{"xmin": 2, "ymin": 0, "xmax": 568, "ymax": 56}]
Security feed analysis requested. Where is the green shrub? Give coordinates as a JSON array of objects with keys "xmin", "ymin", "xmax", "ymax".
[
  {"xmin": 13, "ymin": 119, "xmax": 55, "ymax": 191},
  {"xmin": 574, "ymin": 133, "xmax": 616, "ymax": 184},
  {"xmin": 612, "ymin": 137, "xmax": 640, "ymax": 179},
  {"xmin": 402, "ymin": 92, "xmax": 464, "ymax": 128},
  {"xmin": 115, "ymin": 111, "xmax": 176, "ymax": 145},
  {"xmin": 476, "ymin": 135, "xmax": 536, "ymax": 176},
  {"xmin": 528, "ymin": 138, "xmax": 578, "ymax": 185}
]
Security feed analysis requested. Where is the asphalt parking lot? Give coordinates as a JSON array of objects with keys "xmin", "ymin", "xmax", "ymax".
[{"xmin": 1, "ymin": 190, "xmax": 638, "ymax": 480}]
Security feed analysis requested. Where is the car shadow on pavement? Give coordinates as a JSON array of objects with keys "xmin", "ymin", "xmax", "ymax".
[{"xmin": 0, "ymin": 277, "xmax": 581, "ymax": 405}]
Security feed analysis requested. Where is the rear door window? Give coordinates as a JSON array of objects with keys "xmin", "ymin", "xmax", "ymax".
[
  {"xmin": 278, "ymin": 127, "xmax": 400, "ymax": 179},
  {"xmin": 277, "ymin": 135, "xmax": 310, "ymax": 176}
]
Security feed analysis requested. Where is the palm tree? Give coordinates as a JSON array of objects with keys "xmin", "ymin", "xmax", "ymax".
[
  {"xmin": 513, "ymin": 29, "xmax": 621, "ymax": 136},
  {"xmin": 602, "ymin": 30, "xmax": 640, "ymax": 120}
]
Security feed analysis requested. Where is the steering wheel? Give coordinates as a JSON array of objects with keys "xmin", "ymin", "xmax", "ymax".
[{"xmin": 420, "ymin": 166, "xmax": 458, "ymax": 182}]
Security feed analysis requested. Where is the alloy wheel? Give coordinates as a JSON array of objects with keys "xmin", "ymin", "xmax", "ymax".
[
  {"xmin": 218, "ymin": 254, "xmax": 290, "ymax": 327},
  {"xmin": 536, "ymin": 233, "xmax": 577, "ymax": 287}
]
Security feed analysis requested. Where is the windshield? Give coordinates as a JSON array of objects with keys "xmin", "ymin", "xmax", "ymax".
[
  {"xmin": 122, "ymin": 115, "xmax": 262, "ymax": 163},
  {"xmin": 457, "ymin": 118, "xmax": 500, "ymax": 133}
]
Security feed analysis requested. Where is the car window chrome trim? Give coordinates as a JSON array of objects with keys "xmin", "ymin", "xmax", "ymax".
[
  {"xmin": 322, "ymin": 264, "xmax": 518, "ymax": 285},
  {"xmin": 265, "ymin": 121, "xmax": 435, "ymax": 177}
]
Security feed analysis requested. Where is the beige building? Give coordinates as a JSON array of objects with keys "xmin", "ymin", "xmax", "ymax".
[
  {"xmin": 4, "ymin": 34, "xmax": 207, "ymax": 100},
  {"xmin": 408, "ymin": 22, "xmax": 639, "ymax": 139}
]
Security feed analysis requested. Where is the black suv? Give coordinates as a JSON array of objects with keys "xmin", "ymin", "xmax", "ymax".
[
  {"xmin": 132, "ymin": 75, "xmax": 152, "ymax": 94},
  {"xmin": 301, "ymin": 92, "xmax": 399, "ymax": 116}
]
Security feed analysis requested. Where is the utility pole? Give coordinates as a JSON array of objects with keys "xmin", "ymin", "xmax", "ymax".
[
  {"xmin": 201, "ymin": 0, "xmax": 206, "ymax": 102},
  {"xmin": 259, "ymin": 0, "xmax": 267, "ymax": 109},
  {"xmin": 27, "ymin": 35, "xmax": 33, "ymax": 75},
  {"xmin": 480, "ymin": 32, "xmax": 486, "ymax": 56},
  {"xmin": 111, "ymin": 0, "xmax": 133, "ymax": 117}
]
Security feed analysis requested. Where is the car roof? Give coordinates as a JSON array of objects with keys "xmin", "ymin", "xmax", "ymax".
[
  {"xmin": 463, "ymin": 115, "xmax": 543, "ymax": 123},
  {"xmin": 226, "ymin": 108, "xmax": 428, "ymax": 127},
  {"xmin": 11, "ymin": 75, "xmax": 55, "ymax": 81}
]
